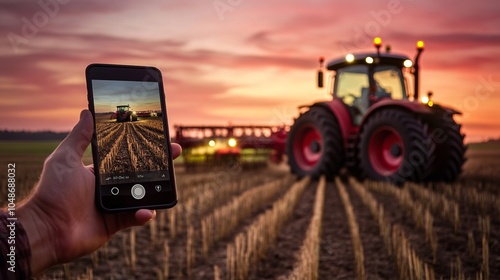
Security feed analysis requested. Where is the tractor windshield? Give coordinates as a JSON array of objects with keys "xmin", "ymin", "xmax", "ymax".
[
  {"xmin": 335, "ymin": 65, "xmax": 369, "ymax": 106},
  {"xmin": 334, "ymin": 64, "xmax": 407, "ymax": 124},
  {"xmin": 373, "ymin": 65, "xmax": 406, "ymax": 100}
]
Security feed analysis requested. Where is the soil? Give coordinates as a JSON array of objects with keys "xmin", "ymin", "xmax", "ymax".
[{"xmin": 41, "ymin": 167, "xmax": 500, "ymax": 280}]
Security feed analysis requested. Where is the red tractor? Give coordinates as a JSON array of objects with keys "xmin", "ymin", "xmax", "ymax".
[
  {"xmin": 115, "ymin": 104, "xmax": 138, "ymax": 122},
  {"xmin": 286, "ymin": 38, "xmax": 466, "ymax": 184}
]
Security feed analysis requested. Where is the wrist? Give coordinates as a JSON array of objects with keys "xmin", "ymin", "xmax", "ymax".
[{"xmin": 17, "ymin": 199, "xmax": 58, "ymax": 276}]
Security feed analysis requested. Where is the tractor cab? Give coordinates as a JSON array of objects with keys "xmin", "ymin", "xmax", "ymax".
[
  {"xmin": 318, "ymin": 38, "xmax": 422, "ymax": 125},
  {"xmin": 117, "ymin": 105, "xmax": 131, "ymax": 112},
  {"xmin": 115, "ymin": 104, "xmax": 137, "ymax": 122}
]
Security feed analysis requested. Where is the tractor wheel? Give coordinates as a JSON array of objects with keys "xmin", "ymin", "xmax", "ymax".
[
  {"xmin": 425, "ymin": 114, "xmax": 466, "ymax": 182},
  {"xmin": 132, "ymin": 115, "xmax": 138, "ymax": 121},
  {"xmin": 358, "ymin": 109, "xmax": 435, "ymax": 184},
  {"xmin": 286, "ymin": 107, "xmax": 344, "ymax": 180}
]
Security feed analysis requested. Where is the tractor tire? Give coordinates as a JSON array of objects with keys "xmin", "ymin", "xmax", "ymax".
[
  {"xmin": 358, "ymin": 109, "xmax": 435, "ymax": 184},
  {"xmin": 425, "ymin": 114, "xmax": 466, "ymax": 182},
  {"xmin": 286, "ymin": 107, "xmax": 344, "ymax": 180},
  {"xmin": 132, "ymin": 115, "xmax": 138, "ymax": 121}
]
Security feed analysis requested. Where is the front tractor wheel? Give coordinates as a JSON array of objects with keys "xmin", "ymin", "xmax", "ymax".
[
  {"xmin": 358, "ymin": 109, "xmax": 435, "ymax": 184},
  {"xmin": 286, "ymin": 107, "xmax": 344, "ymax": 180}
]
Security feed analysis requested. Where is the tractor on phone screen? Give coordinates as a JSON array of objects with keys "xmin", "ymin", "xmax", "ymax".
[
  {"xmin": 286, "ymin": 38, "xmax": 466, "ymax": 184},
  {"xmin": 115, "ymin": 104, "xmax": 138, "ymax": 122}
]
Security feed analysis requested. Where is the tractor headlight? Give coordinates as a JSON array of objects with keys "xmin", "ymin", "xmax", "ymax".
[
  {"xmin": 208, "ymin": 140, "xmax": 216, "ymax": 147},
  {"xmin": 132, "ymin": 111, "xmax": 136, "ymax": 115},
  {"xmin": 345, "ymin": 54, "xmax": 355, "ymax": 63},
  {"xmin": 228, "ymin": 138, "xmax": 237, "ymax": 147},
  {"xmin": 403, "ymin": 59, "xmax": 413, "ymax": 68},
  {"xmin": 365, "ymin": 57, "xmax": 374, "ymax": 64},
  {"xmin": 421, "ymin": 91, "xmax": 433, "ymax": 106}
]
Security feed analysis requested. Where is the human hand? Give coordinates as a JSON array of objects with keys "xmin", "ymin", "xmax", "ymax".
[{"xmin": 17, "ymin": 109, "xmax": 181, "ymax": 275}]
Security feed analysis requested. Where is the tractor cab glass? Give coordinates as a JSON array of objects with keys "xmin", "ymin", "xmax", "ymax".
[
  {"xmin": 334, "ymin": 64, "xmax": 407, "ymax": 124},
  {"xmin": 335, "ymin": 65, "xmax": 369, "ymax": 115},
  {"xmin": 373, "ymin": 65, "xmax": 406, "ymax": 101}
]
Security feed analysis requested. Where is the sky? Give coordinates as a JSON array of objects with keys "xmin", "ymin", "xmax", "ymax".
[
  {"xmin": 92, "ymin": 80, "xmax": 160, "ymax": 113},
  {"xmin": 0, "ymin": 0, "xmax": 499, "ymax": 142}
]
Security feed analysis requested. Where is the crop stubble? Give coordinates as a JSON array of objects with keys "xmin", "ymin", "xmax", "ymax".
[{"xmin": 0, "ymin": 143, "xmax": 497, "ymax": 279}]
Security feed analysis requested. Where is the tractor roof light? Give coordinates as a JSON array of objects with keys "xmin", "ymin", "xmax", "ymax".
[
  {"xmin": 228, "ymin": 138, "xmax": 237, "ymax": 147},
  {"xmin": 417, "ymin": 40, "xmax": 425, "ymax": 50},
  {"xmin": 208, "ymin": 140, "xmax": 216, "ymax": 147},
  {"xmin": 365, "ymin": 56, "xmax": 374, "ymax": 64},
  {"xmin": 403, "ymin": 59, "xmax": 413, "ymax": 68},
  {"xmin": 345, "ymin": 53, "xmax": 355, "ymax": 63},
  {"xmin": 374, "ymin": 37, "xmax": 382, "ymax": 56}
]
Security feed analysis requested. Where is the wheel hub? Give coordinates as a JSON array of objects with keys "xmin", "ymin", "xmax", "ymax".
[
  {"xmin": 310, "ymin": 141, "xmax": 321, "ymax": 153},
  {"xmin": 368, "ymin": 126, "xmax": 404, "ymax": 176},
  {"xmin": 292, "ymin": 124, "xmax": 323, "ymax": 171},
  {"xmin": 390, "ymin": 144, "xmax": 402, "ymax": 157}
]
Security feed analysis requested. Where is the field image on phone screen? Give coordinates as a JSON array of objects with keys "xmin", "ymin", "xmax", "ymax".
[{"xmin": 92, "ymin": 80, "xmax": 170, "ymax": 186}]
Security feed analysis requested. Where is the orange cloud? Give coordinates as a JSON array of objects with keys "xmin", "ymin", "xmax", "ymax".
[{"xmin": 1, "ymin": 0, "xmax": 499, "ymax": 142}]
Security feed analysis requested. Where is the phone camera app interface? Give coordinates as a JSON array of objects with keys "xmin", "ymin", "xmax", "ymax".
[{"xmin": 92, "ymin": 80, "xmax": 170, "ymax": 185}]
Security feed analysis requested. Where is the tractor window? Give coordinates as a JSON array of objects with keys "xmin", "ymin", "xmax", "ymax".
[
  {"xmin": 373, "ymin": 66, "xmax": 406, "ymax": 100},
  {"xmin": 335, "ymin": 65, "xmax": 369, "ymax": 107}
]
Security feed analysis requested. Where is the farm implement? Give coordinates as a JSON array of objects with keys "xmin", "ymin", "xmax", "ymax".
[{"xmin": 174, "ymin": 125, "xmax": 288, "ymax": 171}]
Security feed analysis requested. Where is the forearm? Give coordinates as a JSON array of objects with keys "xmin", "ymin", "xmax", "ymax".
[{"xmin": 16, "ymin": 201, "xmax": 58, "ymax": 276}]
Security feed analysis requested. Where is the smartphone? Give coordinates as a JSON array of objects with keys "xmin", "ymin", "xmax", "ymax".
[{"xmin": 86, "ymin": 64, "xmax": 177, "ymax": 212}]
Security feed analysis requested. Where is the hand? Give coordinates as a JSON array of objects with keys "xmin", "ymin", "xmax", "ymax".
[{"xmin": 17, "ymin": 109, "xmax": 181, "ymax": 275}]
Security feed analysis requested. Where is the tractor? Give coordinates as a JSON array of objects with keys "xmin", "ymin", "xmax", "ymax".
[
  {"xmin": 286, "ymin": 38, "xmax": 466, "ymax": 183},
  {"xmin": 115, "ymin": 104, "xmax": 138, "ymax": 122}
]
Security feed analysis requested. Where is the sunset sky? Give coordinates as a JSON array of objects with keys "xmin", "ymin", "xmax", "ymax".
[
  {"xmin": 92, "ymin": 80, "xmax": 161, "ymax": 113},
  {"xmin": 1, "ymin": 0, "xmax": 499, "ymax": 142}
]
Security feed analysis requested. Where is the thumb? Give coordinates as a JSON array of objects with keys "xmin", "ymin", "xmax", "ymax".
[{"xmin": 57, "ymin": 110, "xmax": 94, "ymax": 159}]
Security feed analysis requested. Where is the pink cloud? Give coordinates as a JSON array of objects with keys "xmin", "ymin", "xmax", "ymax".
[{"xmin": 1, "ymin": 0, "xmax": 500, "ymax": 141}]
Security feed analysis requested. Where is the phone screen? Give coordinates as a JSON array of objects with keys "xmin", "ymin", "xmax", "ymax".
[
  {"xmin": 92, "ymin": 80, "xmax": 169, "ymax": 185},
  {"xmin": 87, "ymin": 64, "xmax": 176, "ymax": 212}
]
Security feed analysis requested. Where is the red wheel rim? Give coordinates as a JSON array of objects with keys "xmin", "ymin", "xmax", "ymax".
[
  {"xmin": 293, "ymin": 124, "xmax": 322, "ymax": 171},
  {"xmin": 368, "ymin": 126, "xmax": 404, "ymax": 176}
]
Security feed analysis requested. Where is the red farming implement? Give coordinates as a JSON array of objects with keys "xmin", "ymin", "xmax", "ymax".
[{"xmin": 174, "ymin": 125, "xmax": 288, "ymax": 171}]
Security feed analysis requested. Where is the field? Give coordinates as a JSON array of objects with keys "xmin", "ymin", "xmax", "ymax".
[
  {"xmin": 95, "ymin": 114, "xmax": 169, "ymax": 176},
  {"xmin": 0, "ymin": 141, "xmax": 499, "ymax": 279}
]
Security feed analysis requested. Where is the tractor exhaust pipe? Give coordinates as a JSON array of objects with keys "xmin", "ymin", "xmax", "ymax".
[
  {"xmin": 414, "ymin": 40, "xmax": 424, "ymax": 101},
  {"xmin": 317, "ymin": 56, "xmax": 324, "ymax": 88}
]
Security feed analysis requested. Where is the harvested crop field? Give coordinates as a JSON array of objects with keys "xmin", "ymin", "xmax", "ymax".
[{"xmin": 1, "ymin": 143, "xmax": 499, "ymax": 279}]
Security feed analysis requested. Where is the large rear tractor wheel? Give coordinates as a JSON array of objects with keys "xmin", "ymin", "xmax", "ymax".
[
  {"xmin": 286, "ymin": 107, "xmax": 344, "ymax": 180},
  {"xmin": 425, "ymin": 114, "xmax": 466, "ymax": 182},
  {"xmin": 358, "ymin": 109, "xmax": 435, "ymax": 184}
]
